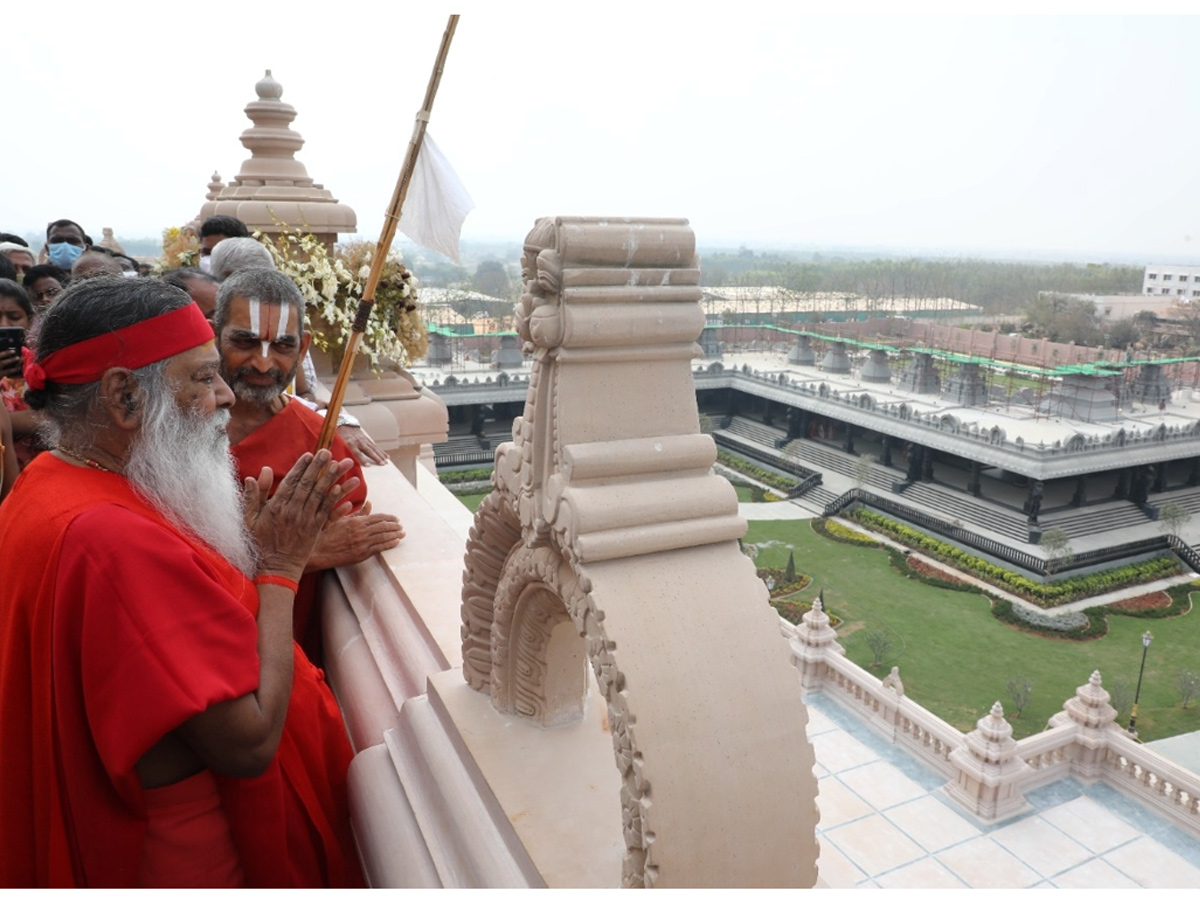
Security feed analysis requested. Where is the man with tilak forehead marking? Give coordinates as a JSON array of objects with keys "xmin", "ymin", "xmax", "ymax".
[
  {"xmin": 0, "ymin": 275, "xmax": 365, "ymax": 886},
  {"xmin": 216, "ymin": 268, "xmax": 405, "ymax": 664}
]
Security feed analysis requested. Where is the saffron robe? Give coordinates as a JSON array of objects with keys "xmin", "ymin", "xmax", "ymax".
[
  {"xmin": 0, "ymin": 455, "xmax": 364, "ymax": 887},
  {"xmin": 230, "ymin": 399, "xmax": 367, "ymax": 662}
]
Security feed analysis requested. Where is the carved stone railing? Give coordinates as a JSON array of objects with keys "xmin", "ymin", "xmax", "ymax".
[
  {"xmin": 820, "ymin": 647, "xmax": 961, "ymax": 779},
  {"xmin": 1102, "ymin": 738, "xmax": 1200, "ymax": 835},
  {"xmin": 789, "ymin": 607, "xmax": 1200, "ymax": 835}
]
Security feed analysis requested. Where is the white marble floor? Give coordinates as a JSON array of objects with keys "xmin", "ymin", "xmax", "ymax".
[{"xmin": 806, "ymin": 693, "xmax": 1200, "ymax": 889}]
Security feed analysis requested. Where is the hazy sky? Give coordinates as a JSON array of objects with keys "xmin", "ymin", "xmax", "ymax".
[{"xmin": 8, "ymin": 6, "xmax": 1199, "ymax": 263}]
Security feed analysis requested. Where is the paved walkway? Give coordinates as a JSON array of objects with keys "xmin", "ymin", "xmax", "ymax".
[
  {"xmin": 807, "ymin": 693, "xmax": 1200, "ymax": 888},
  {"xmin": 738, "ymin": 500, "xmax": 814, "ymax": 520}
]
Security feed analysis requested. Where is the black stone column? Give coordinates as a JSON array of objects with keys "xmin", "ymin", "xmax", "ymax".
[
  {"xmin": 1154, "ymin": 462, "xmax": 1167, "ymax": 494},
  {"xmin": 1131, "ymin": 466, "xmax": 1151, "ymax": 506},
  {"xmin": 1071, "ymin": 474, "xmax": 1087, "ymax": 508},
  {"xmin": 1189, "ymin": 456, "xmax": 1200, "ymax": 486},
  {"xmin": 968, "ymin": 461, "xmax": 982, "ymax": 497},
  {"xmin": 905, "ymin": 443, "xmax": 922, "ymax": 482},
  {"xmin": 763, "ymin": 399, "xmax": 774, "ymax": 428},
  {"xmin": 786, "ymin": 408, "xmax": 802, "ymax": 441},
  {"xmin": 1024, "ymin": 480, "xmax": 1044, "ymax": 524},
  {"xmin": 1114, "ymin": 468, "xmax": 1131, "ymax": 500},
  {"xmin": 880, "ymin": 434, "xmax": 893, "ymax": 468},
  {"xmin": 920, "ymin": 448, "xmax": 935, "ymax": 482},
  {"xmin": 843, "ymin": 424, "xmax": 856, "ymax": 455}
]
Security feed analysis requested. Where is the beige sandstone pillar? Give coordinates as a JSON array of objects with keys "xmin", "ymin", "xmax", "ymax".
[{"xmin": 460, "ymin": 217, "xmax": 819, "ymax": 887}]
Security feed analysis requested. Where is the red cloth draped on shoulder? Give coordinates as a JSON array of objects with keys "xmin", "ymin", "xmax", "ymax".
[
  {"xmin": 229, "ymin": 398, "xmax": 367, "ymax": 662},
  {"xmin": 0, "ymin": 455, "xmax": 364, "ymax": 887}
]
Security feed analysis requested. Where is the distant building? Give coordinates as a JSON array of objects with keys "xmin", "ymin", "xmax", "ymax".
[{"xmin": 1143, "ymin": 264, "xmax": 1200, "ymax": 300}]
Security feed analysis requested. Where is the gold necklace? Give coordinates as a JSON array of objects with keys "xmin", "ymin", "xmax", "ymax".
[{"xmin": 53, "ymin": 445, "xmax": 115, "ymax": 473}]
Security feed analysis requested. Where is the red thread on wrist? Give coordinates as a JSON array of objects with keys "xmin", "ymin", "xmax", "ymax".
[{"xmin": 253, "ymin": 574, "xmax": 300, "ymax": 593}]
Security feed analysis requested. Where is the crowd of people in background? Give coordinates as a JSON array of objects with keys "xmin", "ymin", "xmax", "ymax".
[
  {"xmin": 0, "ymin": 214, "xmax": 389, "ymax": 498},
  {"xmin": 0, "ymin": 215, "xmax": 404, "ymax": 887}
]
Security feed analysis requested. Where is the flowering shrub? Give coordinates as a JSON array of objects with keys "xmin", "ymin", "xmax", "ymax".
[
  {"xmin": 157, "ymin": 226, "xmax": 200, "ymax": 271},
  {"xmin": 260, "ymin": 228, "xmax": 428, "ymax": 368},
  {"xmin": 1011, "ymin": 604, "xmax": 1090, "ymax": 633},
  {"xmin": 813, "ymin": 517, "xmax": 879, "ymax": 546}
]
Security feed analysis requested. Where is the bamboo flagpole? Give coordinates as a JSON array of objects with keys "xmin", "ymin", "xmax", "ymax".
[{"xmin": 315, "ymin": 13, "xmax": 460, "ymax": 451}]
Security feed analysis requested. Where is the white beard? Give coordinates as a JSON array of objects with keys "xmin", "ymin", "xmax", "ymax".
[{"xmin": 125, "ymin": 394, "xmax": 258, "ymax": 575}]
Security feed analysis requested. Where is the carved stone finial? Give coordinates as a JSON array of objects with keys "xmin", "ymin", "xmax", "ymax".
[
  {"xmin": 1055, "ymin": 669, "xmax": 1118, "ymax": 730},
  {"xmin": 97, "ymin": 227, "xmax": 125, "ymax": 254},
  {"xmin": 947, "ymin": 699, "xmax": 1030, "ymax": 821},
  {"xmin": 196, "ymin": 70, "xmax": 354, "ymax": 241},
  {"xmin": 256, "ymin": 68, "xmax": 283, "ymax": 100},
  {"xmin": 882, "ymin": 665, "xmax": 905, "ymax": 698},
  {"xmin": 205, "ymin": 171, "xmax": 225, "ymax": 202}
]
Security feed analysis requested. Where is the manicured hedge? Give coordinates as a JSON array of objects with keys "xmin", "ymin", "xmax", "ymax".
[
  {"xmin": 439, "ymin": 467, "xmax": 494, "ymax": 485},
  {"xmin": 813, "ymin": 517, "xmax": 880, "ymax": 547},
  {"xmin": 847, "ymin": 508, "xmax": 1181, "ymax": 607},
  {"xmin": 716, "ymin": 451, "xmax": 799, "ymax": 493},
  {"xmin": 991, "ymin": 597, "xmax": 1108, "ymax": 640}
]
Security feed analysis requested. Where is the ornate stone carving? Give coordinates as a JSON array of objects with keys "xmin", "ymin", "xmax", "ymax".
[{"xmin": 461, "ymin": 217, "xmax": 818, "ymax": 887}]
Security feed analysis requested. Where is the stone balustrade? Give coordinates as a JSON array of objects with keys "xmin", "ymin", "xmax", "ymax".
[
  {"xmin": 790, "ymin": 604, "xmax": 1200, "ymax": 833},
  {"xmin": 1104, "ymin": 738, "xmax": 1200, "ymax": 835}
]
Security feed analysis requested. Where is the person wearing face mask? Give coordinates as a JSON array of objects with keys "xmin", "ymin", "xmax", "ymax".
[
  {"xmin": 42, "ymin": 220, "xmax": 91, "ymax": 271},
  {"xmin": 198, "ymin": 216, "xmax": 250, "ymax": 275}
]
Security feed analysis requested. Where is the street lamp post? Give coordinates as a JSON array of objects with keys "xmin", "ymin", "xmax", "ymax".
[{"xmin": 1128, "ymin": 630, "xmax": 1154, "ymax": 736}]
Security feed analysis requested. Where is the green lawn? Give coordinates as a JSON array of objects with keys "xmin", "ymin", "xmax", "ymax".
[
  {"xmin": 746, "ymin": 520, "xmax": 1200, "ymax": 741},
  {"xmin": 455, "ymin": 492, "xmax": 489, "ymax": 513}
]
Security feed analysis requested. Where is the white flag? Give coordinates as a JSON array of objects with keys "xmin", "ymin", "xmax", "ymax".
[{"xmin": 397, "ymin": 132, "xmax": 474, "ymax": 263}]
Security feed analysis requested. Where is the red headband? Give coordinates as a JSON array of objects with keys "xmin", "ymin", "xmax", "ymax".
[{"xmin": 23, "ymin": 303, "xmax": 214, "ymax": 391}]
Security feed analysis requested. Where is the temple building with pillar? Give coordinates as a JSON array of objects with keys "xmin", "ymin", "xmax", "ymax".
[{"xmin": 413, "ymin": 323, "xmax": 1200, "ymax": 578}]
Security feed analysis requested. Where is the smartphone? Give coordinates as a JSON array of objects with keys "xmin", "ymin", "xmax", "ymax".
[{"xmin": 0, "ymin": 327, "xmax": 25, "ymax": 354}]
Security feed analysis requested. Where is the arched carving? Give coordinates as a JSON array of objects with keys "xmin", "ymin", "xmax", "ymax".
[
  {"xmin": 490, "ymin": 547, "xmax": 587, "ymax": 727},
  {"xmin": 484, "ymin": 544, "xmax": 655, "ymax": 886},
  {"xmin": 461, "ymin": 490, "xmax": 523, "ymax": 692}
]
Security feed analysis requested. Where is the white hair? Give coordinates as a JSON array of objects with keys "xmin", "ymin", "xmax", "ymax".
[
  {"xmin": 125, "ymin": 366, "xmax": 257, "ymax": 574},
  {"xmin": 210, "ymin": 237, "xmax": 276, "ymax": 281}
]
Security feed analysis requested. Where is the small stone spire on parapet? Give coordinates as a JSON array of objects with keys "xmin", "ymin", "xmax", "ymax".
[
  {"xmin": 1047, "ymin": 669, "xmax": 1124, "ymax": 779},
  {"xmin": 1056, "ymin": 670, "xmax": 1119, "ymax": 730},
  {"xmin": 97, "ymin": 227, "xmax": 125, "ymax": 255},
  {"xmin": 790, "ymin": 591, "xmax": 845, "ymax": 691},
  {"xmin": 205, "ymin": 171, "xmax": 225, "ymax": 201},
  {"xmin": 948, "ymin": 701, "xmax": 1031, "ymax": 821}
]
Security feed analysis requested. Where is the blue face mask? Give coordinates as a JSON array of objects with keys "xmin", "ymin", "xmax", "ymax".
[{"xmin": 47, "ymin": 242, "xmax": 84, "ymax": 269}]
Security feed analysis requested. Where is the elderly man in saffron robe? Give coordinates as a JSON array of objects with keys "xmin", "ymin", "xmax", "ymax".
[{"xmin": 0, "ymin": 276, "xmax": 366, "ymax": 887}]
